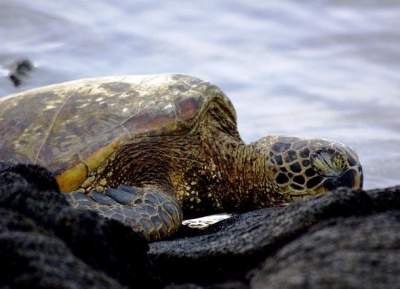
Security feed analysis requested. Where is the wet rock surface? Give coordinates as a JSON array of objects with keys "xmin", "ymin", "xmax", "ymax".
[{"xmin": 0, "ymin": 163, "xmax": 399, "ymax": 289}]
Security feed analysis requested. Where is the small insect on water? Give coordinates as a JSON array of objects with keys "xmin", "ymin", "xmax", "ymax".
[{"xmin": 8, "ymin": 59, "xmax": 34, "ymax": 87}]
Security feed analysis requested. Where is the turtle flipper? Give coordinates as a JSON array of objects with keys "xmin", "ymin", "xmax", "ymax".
[{"xmin": 65, "ymin": 185, "xmax": 183, "ymax": 241}]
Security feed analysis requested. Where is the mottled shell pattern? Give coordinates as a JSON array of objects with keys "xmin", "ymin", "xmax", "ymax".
[{"xmin": 0, "ymin": 74, "xmax": 236, "ymax": 185}]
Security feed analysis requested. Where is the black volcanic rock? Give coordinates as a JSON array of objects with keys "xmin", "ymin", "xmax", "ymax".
[
  {"xmin": 150, "ymin": 186, "xmax": 400, "ymax": 288},
  {"xmin": 0, "ymin": 163, "xmax": 154, "ymax": 288},
  {"xmin": 0, "ymin": 229, "xmax": 126, "ymax": 289},
  {"xmin": 0, "ymin": 162, "xmax": 400, "ymax": 289},
  {"xmin": 249, "ymin": 210, "xmax": 400, "ymax": 289}
]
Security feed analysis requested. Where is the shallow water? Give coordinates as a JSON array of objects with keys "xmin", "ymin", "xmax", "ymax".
[{"xmin": 0, "ymin": 0, "xmax": 399, "ymax": 189}]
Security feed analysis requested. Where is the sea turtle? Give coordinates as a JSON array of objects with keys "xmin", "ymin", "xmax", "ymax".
[{"xmin": 0, "ymin": 74, "xmax": 363, "ymax": 241}]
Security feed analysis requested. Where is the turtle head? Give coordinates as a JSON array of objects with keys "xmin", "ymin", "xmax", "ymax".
[
  {"xmin": 306, "ymin": 143, "xmax": 363, "ymax": 195},
  {"xmin": 251, "ymin": 136, "xmax": 363, "ymax": 202}
]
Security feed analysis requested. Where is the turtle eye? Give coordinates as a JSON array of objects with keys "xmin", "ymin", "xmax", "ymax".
[
  {"xmin": 332, "ymin": 153, "xmax": 347, "ymax": 171},
  {"xmin": 311, "ymin": 149, "xmax": 346, "ymax": 177}
]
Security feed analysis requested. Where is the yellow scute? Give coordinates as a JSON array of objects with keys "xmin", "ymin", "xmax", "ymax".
[
  {"xmin": 56, "ymin": 139, "xmax": 120, "ymax": 192},
  {"xmin": 56, "ymin": 163, "xmax": 88, "ymax": 192}
]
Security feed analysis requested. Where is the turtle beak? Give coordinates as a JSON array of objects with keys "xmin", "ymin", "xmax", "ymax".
[{"xmin": 323, "ymin": 167, "xmax": 363, "ymax": 191}]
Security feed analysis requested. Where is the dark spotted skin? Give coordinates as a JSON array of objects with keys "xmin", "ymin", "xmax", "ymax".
[{"xmin": 269, "ymin": 137, "xmax": 319, "ymax": 191}]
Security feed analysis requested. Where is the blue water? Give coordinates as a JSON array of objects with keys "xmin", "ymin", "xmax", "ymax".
[{"xmin": 0, "ymin": 0, "xmax": 399, "ymax": 189}]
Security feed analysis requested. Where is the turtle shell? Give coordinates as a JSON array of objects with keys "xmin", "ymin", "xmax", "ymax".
[{"xmin": 0, "ymin": 74, "xmax": 237, "ymax": 191}]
